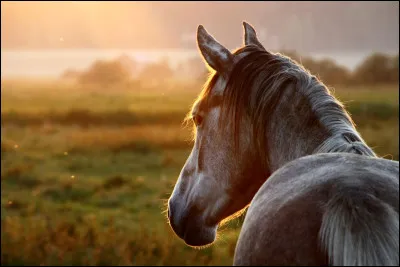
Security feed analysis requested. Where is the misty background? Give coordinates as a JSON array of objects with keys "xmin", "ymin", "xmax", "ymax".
[
  {"xmin": 2, "ymin": 1, "xmax": 399, "ymax": 52},
  {"xmin": 1, "ymin": 1, "xmax": 399, "ymax": 78}
]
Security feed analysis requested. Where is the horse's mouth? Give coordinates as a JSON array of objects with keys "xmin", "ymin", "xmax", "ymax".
[
  {"xmin": 168, "ymin": 214, "xmax": 217, "ymax": 247},
  {"xmin": 182, "ymin": 222, "xmax": 218, "ymax": 247},
  {"xmin": 168, "ymin": 208, "xmax": 218, "ymax": 247},
  {"xmin": 168, "ymin": 197, "xmax": 219, "ymax": 247}
]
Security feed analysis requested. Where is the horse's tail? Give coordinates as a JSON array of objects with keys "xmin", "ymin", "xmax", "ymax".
[{"xmin": 319, "ymin": 188, "xmax": 399, "ymax": 266}]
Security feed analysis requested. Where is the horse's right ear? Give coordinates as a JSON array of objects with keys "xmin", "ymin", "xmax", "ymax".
[
  {"xmin": 197, "ymin": 25, "xmax": 233, "ymax": 74},
  {"xmin": 243, "ymin": 21, "xmax": 265, "ymax": 50}
]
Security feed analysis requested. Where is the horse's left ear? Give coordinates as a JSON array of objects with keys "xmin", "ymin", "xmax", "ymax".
[
  {"xmin": 197, "ymin": 25, "xmax": 233, "ymax": 74},
  {"xmin": 243, "ymin": 21, "xmax": 265, "ymax": 50}
]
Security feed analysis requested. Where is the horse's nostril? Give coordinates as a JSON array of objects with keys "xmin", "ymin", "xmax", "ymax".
[{"xmin": 167, "ymin": 199, "xmax": 189, "ymax": 239}]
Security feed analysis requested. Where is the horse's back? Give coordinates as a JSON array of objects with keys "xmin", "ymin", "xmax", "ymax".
[{"xmin": 234, "ymin": 153, "xmax": 399, "ymax": 266}]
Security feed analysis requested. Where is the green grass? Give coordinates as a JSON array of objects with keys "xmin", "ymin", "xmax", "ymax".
[
  {"xmin": 1, "ymin": 79, "xmax": 398, "ymax": 265},
  {"xmin": 330, "ymin": 84, "xmax": 399, "ymax": 105},
  {"xmin": 1, "ymin": 79, "xmax": 198, "ymax": 113}
]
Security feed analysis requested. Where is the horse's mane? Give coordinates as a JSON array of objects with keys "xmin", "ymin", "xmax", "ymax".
[{"xmin": 191, "ymin": 45, "xmax": 376, "ymax": 165}]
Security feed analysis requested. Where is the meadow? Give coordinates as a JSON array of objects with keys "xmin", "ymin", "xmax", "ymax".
[{"xmin": 1, "ymin": 78, "xmax": 399, "ymax": 265}]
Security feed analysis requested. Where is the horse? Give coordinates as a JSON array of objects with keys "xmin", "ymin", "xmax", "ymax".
[{"xmin": 167, "ymin": 21, "xmax": 399, "ymax": 266}]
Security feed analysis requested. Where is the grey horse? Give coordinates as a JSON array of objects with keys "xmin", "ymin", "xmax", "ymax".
[{"xmin": 167, "ymin": 22, "xmax": 399, "ymax": 266}]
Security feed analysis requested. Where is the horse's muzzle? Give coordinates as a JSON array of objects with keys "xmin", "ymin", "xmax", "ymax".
[
  {"xmin": 167, "ymin": 197, "xmax": 217, "ymax": 247},
  {"xmin": 167, "ymin": 197, "xmax": 188, "ymax": 239}
]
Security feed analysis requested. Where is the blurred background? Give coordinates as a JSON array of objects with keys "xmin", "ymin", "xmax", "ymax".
[{"xmin": 1, "ymin": 1, "xmax": 399, "ymax": 265}]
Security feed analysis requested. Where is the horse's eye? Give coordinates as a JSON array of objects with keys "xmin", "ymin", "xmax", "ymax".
[{"xmin": 193, "ymin": 114, "xmax": 203, "ymax": 126}]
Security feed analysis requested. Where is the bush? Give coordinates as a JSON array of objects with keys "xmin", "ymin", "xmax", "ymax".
[
  {"xmin": 352, "ymin": 53, "xmax": 399, "ymax": 85},
  {"xmin": 280, "ymin": 50, "xmax": 398, "ymax": 86},
  {"xmin": 78, "ymin": 60, "xmax": 132, "ymax": 87},
  {"xmin": 138, "ymin": 58, "xmax": 174, "ymax": 85}
]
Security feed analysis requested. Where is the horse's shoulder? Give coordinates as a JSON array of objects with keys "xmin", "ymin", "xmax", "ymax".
[
  {"xmin": 274, "ymin": 153, "xmax": 399, "ymax": 182},
  {"xmin": 251, "ymin": 153, "xmax": 399, "ymax": 209}
]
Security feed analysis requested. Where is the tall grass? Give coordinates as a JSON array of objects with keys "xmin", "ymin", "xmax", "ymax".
[{"xmin": 1, "ymin": 79, "xmax": 398, "ymax": 265}]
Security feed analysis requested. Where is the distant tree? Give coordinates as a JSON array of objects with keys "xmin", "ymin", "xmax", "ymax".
[
  {"xmin": 306, "ymin": 58, "xmax": 351, "ymax": 85},
  {"xmin": 279, "ymin": 50, "xmax": 350, "ymax": 85},
  {"xmin": 116, "ymin": 54, "xmax": 138, "ymax": 78},
  {"xmin": 78, "ymin": 59, "xmax": 131, "ymax": 87},
  {"xmin": 61, "ymin": 68, "xmax": 80, "ymax": 81},
  {"xmin": 389, "ymin": 54, "xmax": 399, "ymax": 84},
  {"xmin": 138, "ymin": 58, "xmax": 174, "ymax": 84},
  {"xmin": 175, "ymin": 57, "xmax": 207, "ymax": 81},
  {"xmin": 352, "ymin": 53, "xmax": 398, "ymax": 85}
]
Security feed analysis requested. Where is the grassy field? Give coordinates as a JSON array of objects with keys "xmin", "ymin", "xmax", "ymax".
[{"xmin": 1, "ymin": 79, "xmax": 399, "ymax": 265}]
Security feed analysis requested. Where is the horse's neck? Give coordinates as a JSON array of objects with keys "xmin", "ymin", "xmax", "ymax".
[
  {"xmin": 264, "ymin": 88, "xmax": 373, "ymax": 174},
  {"xmin": 266, "ymin": 110, "xmax": 329, "ymax": 173}
]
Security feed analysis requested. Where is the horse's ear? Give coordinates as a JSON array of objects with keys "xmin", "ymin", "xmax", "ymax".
[
  {"xmin": 197, "ymin": 25, "xmax": 233, "ymax": 74},
  {"xmin": 243, "ymin": 21, "xmax": 265, "ymax": 50}
]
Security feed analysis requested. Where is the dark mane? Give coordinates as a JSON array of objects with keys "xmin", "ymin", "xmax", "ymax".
[{"xmin": 193, "ymin": 45, "xmax": 376, "ymax": 165}]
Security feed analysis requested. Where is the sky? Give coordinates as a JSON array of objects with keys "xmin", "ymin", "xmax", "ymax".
[{"xmin": 1, "ymin": 1, "xmax": 399, "ymax": 53}]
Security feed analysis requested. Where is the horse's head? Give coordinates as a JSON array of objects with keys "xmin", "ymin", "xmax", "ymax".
[{"xmin": 167, "ymin": 22, "xmax": 268, "ymax": 247}]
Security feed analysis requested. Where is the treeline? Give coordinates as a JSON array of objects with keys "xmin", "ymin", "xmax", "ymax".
[
  {"xmin": 61, "ymin": 52, "xmax": 399, "ymax": 87},
  {"xmin": 282, "ymin": 51, "xmax": 399, "ymax": 86},
  {"xmin": 61, "ymin": 55, "xmax": 176, "ymax": 88}
]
